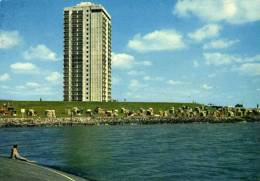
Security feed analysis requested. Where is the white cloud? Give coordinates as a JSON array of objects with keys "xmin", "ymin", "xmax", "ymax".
[
  {"xmin": 112, "ymin": 52, "xmax": 152, "ymax": 70},
  {"xmin": 0, "ymin": 30, "xmax": 21, "ymax": 49},
  {"xmin": 167, "ymin": 80, "xmax": 186, "ymax": 86},
  {"xmin": 203, "ymin": 39, "xmax": 239, "ymax": 49},
  {"xmin": 202, "ymin": 84, "xmax": 213, "ymax": 90},
  {"xmin": 112, "ymin": 76, "xmax": 122, "ymax": 85},
  {"xmin": 188, "ymin": 24, "xmax": 221, "ymax": 42},
  {"xmin": 192, "ymin": 60, "xmax": 199, "ymax": 67},
  {"xmin": 0, "ymin": 85, "xmax": 10, "ymax": 89},
  {"xmin": 208, "ymin": 73, "xmax": 216, "ymax": 78},
  {"xmin": 112, "ymin": 53, "xmax": 135, "ymax": 70},
  {"xmin": 143, "ymin": 76, "xmax": 151, "ymax": 81},
  {"xmin": 10, "ymin": 62, "xmax": 38, "ymax": 73},
  {"xmin": 204, "ymin": 53, "xmax": 260, "ymax": 66},
  {"xmin": 155, "ymin": 77, "xmax": 164, "ymax": 81},
  {"xmin": 204, "ymin": 52, "xmax": 240, "ymax": 66},
  {"xmin": 204, "ymin": 53, "xmax": 260, "ymax": 76},
  {"xmin": 2, "ymin": 81, "xmax": 59, "ymax": 98},
  {"xmin": 129, "ymin": 79, "xmax": 142, "ymax": 90},
  {"xmin": 128, "ymin": 29, "xmax": 185, "ymax": 52},
  {"xmin": 12, "ymin": 82, "xmax": 52, "ymax": 96},
  {"xmin": 24, "ymin": 44, "xmax": 58, "ymax": 61},
  {"xmin": 0, "ymin": 73, "xmax": 10, "ymax": 81},
  {"xmin": 45, "ymin": 72, "xmax": 61, "ymax": 83},
  {"xmin": 124, "ymin": 82, "xmax": 204, "ymax": 102},
  {"xmin": 25, "ymin": 82, "xmax": 40, "ymax": 88},
  {"xmin": 127, "ymin": 79, "xmax": 148, "ymax": 94},
  {"xmin": 174, "ymin": 0, "xmax": 260, "ymax": 24},
  {"xmin": 142, "ymin": 61, "xmax": 152, "ymax": 66},
  {"xmin": 143, "ymin": 76, "xmax": 164, "ymax": 81},
  {"xmin": 127, "ymin": 70, "xmax": 145, "ymax": 76},
  {"xmin": 244, "ymin": 55, "xmax": 260, "ymax": 63},
  {"xmin": 238, "ymin": 63, "xmax": 260, "ymax": 76}
]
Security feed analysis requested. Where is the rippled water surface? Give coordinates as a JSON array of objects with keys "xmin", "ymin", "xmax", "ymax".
[{"xmin": 0, "ymin": 123, "xmax": 260, "ymax": 181}]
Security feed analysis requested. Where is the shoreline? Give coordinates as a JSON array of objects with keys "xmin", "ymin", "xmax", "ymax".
[{"xmin": 1, "ymin": 116, "xmax": 260, "ymax": 127}]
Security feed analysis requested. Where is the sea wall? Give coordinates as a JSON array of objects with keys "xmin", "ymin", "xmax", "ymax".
[{"xmin": 0, "ymin": 116, "xmax": 259, "ymax": 127}]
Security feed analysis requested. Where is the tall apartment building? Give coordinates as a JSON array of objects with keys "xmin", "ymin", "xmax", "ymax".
[{"xmin": 63, "ymin": 2, "xmax": 112, "ymax": 102}]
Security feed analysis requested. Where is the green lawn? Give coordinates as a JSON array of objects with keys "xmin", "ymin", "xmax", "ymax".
[{"xmin": 0, "ymin": 100, "xmax": 201, "ymax": 118}]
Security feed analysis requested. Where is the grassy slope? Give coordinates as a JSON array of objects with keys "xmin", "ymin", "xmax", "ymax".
[{"xmin": 0, "ymin": 100, "xmax": 201, "ymax": 118}]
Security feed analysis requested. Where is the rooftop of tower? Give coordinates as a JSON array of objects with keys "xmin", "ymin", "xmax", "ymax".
[
  {"xmin": 76, "ymin": 2, "xmax": 97, "ymax": 7},
  {"xmin": 64, "ymin": 2, "xmax": 111, "ymax": 20}
]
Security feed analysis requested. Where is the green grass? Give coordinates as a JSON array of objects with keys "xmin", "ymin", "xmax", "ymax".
[{"xmin": 0, "ymin": 100, "xmax": 201, "ymax": 118}]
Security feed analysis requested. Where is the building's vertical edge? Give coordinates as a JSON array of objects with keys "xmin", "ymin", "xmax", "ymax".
[
  {"xmin": 99, "ymin": 11, "xmax": 103, "ymax": 102},
  {"xmin": 90, "ymin": 10, "xmax": 95, "ymax": 101},
  {"xmin": 101, "ymin": 14, "xmax": 105, "ymax": 102},
  {"xmin": 80, "ymin": 10, "xmax": 84, "ymax": 101},
  {"xmin": 102, "ymin": 14, "xmax": 109, "ymax": 102},
  {"xmin": 69, "ymin": 10, "xmax": 72, "ymax": 101},
  {"xmin": 82, "ymin": 9, "xmax": 86, "ymax": 101},
  {"xmin": 108, "ymin": 19, "xmax": 112, "ymax": 101},
  {"xmin": 88, "ymin": 8, "xmax": 91, "ymax": 101},
  {"xmin": 71, "ymin": 10, "xmax": 75, "ymax": 101},
  {"xmin": 104, "ymin": 16, "xmax": 108, "ymax": 102},
  {"xmin": 63, "ymin": 9, "xmax": 66, "ymax": 101},
  {"xmin": 90, "ymin": 10, "xmax": 102, "ymax": 101},
  {"xmin": 64, "ymin": 9, "xmax": 71, "ymax": 101}
]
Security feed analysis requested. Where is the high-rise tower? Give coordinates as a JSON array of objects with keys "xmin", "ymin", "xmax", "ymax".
[{"xmin": 63, "ymin": 2, "xmax": 111, "ymax": 102}]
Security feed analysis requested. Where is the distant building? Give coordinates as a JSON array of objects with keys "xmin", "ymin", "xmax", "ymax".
[{"xmin": 63, "ymin": 2, "xmax": 112, "ymax": 101}]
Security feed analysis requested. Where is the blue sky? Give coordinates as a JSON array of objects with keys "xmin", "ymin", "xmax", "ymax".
[{"xmin": 0, "ymin": 0, "xmax": 260, "ymax": 107}]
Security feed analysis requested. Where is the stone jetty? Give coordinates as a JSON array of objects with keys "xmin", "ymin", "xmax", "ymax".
[{"xmin": 0, "ymin": 115, "xmax": 259, "ymax": 127}]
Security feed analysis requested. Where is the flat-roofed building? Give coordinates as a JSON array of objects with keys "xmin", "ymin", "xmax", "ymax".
[{"xmin": 63, "ymin": 2, "xmax": 111, "ymax": 101}]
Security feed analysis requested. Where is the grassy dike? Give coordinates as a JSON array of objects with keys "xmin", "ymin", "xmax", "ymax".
[{"xmin": 0, "ymin": 100, "xmax": 200, "ymax": 118}]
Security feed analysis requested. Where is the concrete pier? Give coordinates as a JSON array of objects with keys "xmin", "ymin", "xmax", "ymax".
[{"xmin": 0, "ymin": 157, "xmax": 88, "ymax": 181}]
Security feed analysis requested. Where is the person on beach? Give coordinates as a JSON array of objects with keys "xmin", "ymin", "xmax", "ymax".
[{"xmin": 10, "ymin": 145, "xmax": 35, "ymax": 163}]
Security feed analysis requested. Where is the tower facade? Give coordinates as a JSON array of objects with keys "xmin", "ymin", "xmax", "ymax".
[{"xmin": 63, "ymin": 2, "xmax": 111, "ymax": 102}]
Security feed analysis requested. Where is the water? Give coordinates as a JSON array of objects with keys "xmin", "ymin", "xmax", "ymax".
[{"xmin": 0, "ymin": 123, "xmax": 260, "ymax": 181}]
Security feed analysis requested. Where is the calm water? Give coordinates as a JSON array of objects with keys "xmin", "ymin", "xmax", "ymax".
[{"xmin": 0, "ymin": 123, "xmax": 260, "ymax": 181}]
